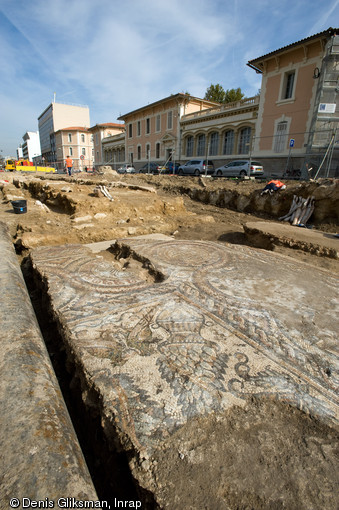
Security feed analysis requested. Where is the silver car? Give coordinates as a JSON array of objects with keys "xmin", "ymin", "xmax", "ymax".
[
  {"xmin": 177, "ymin": 159, "xmax": 215, "ymax": 176},
  {"xmin": 117, "ymin": 164, "xmax": 136, "ymax": 174},
  {"xmin": 214, "ymin": 160, "xmax": 264, "ymax": 177}
]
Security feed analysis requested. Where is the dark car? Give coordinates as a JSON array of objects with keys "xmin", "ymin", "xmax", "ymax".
[
  {"xmin": 162, "ymin": 161, "xmax": 180, "ymax": 174},
  {"xmin": 138, "ymin": 162, "xmax": 164, "ymax": 174}
]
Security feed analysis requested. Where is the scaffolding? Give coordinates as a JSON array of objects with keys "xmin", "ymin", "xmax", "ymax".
[{"xmin": 303, "ymin": 34, "xmax": 339, "ymax": 178}]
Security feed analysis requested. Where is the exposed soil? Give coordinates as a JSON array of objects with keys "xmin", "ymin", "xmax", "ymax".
[
  {"xmin": 1, "ymin": 171, "xmax": 338, "ymax": 273},
  {"xmin": 153, "ymin": 398, "xmax": 339, "ymax": 510},
  {"xmin": 1, "ymin": 170, "xmax": 338, "ymax": 510}
]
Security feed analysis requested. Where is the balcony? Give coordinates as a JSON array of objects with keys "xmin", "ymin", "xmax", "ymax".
[{"xmin": 181, "ymin": 95, "xmax": 260, "ymax": 122}]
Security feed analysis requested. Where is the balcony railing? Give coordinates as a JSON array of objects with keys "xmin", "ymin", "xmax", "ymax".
[{"xmin": 181, "ymin": 95, "xmax": 260, "ymax": 122}]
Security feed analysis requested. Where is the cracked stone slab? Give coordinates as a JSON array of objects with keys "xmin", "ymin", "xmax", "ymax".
[
  {"xmin": 30, "ymin": 238, "xmax": 339, "ymax": 495},
  {"xmin": 244, "ymin": 220, "xmax": 339, "ymax": 259}
]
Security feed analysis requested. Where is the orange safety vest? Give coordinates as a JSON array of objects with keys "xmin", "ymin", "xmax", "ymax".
[
  {"xmin": 268, "ymin": 180, "xmax": 285, "ymax": 188},
  {"xmin": 66, "ymin": 157, "xmax": 73, "ymax": 167}
]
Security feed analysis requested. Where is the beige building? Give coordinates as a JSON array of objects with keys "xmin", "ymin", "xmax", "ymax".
[
  {"xmin": 54, "ymin": 127, "xmax": 93, "ymax": 172},
  {"xmin": 180, "ymin": 96, "xmax": 259, "ymax": 166},
  {"xmin": 38, "ymin": 101, "xmax": 90, "ymax": 163},
  {"xmin": 247, "ymin": 27, "xmax": 339, "ymax": 177},
  {"xmin": 101, "ymin": 132, "xmax": 126, "ymax": 168},
  {"xmin": 88, "ymin": 123, "xmax": 125, "ymax": 167},
  {"xmin": 118, "ymin": 93, "xmax": 219, "ymax": 168}
]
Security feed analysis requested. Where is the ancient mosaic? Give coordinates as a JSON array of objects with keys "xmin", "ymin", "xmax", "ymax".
[{"xmin": 31, "ymin": 239, "xmax": 339, "ymax": 455}]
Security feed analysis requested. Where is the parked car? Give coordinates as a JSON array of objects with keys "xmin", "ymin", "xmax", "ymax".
[
  {"xmin": 162, "ymin": 161, "xmax": 180, "ymax": 174},
  {"xmin": 138, "ymin": 162, "xmax": 164, "ymax": 174},
  {"xmin": 214, "ymin": 160, "xmax": 264, "ymax": 178},
  {"xmin": 117, "ymin": 164, "xmax": 136, "ymax": 174},
  {"xmin": 177, "ymin": 159, "xmax": 215, "ymax": 176}
]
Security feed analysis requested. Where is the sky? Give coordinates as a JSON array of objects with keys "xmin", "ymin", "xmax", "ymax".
[{"xmin": 0, "ymin": 0, "xmax": 338, "ymax": 157}]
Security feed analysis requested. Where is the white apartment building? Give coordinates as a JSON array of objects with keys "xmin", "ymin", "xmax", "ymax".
[
  {"xmin": 22, "ymin": 131, "xmax": 41, "ymax": 161},
  {"xmin": 38, "ymin": 101, "xmax": 90, "ymax": 162}
]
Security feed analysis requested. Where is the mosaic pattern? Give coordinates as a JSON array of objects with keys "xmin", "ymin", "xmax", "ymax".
[{"xmin": 31, "ymin": 239, "xmax": 339, "ymax": 455}]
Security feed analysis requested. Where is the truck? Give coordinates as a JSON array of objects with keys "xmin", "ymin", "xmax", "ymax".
[{"xmin": 5, "ymin": 158, "xmax": 56, "ymax": 173}]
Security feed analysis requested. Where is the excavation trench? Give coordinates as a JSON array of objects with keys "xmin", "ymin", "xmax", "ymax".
[
  {"xmin": 21, "ymin": 249, "xmax": 158, "ymax": 508},
  {"xmin": 2, "ymin": 174, "xmax": 338, "ymax": 508}
]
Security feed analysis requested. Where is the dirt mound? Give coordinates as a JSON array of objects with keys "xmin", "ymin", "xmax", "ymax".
[
  {"xmin": 153, "ymin": 398, "xmax": 339, "ymax": 510},
  {"xmin": 1, "ymin": 175, "xmax": 214, "ymax": 250},
  {"xmin": 136, "ymin": 175, "xmax": 339, "ymax": 228}
]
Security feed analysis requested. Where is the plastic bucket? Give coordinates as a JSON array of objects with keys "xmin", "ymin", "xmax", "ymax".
[{"xmin": 11, "ymin": 200, "xmax": 27, "ymax": 214}]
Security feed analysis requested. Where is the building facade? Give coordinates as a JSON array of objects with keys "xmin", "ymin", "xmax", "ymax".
[
  {"xmin": 38, "ymin": 102, "xmax": 90, "ymax": 163},
  {"xmin": 247, "ymin": 27, "xmax": 339, "ymax": 177},
  {"xmin": 180, "ymin": 96, "xmax": 259, "ymax": 167},
  {"xmin": 117, "ymin": 94, "xmax": 219, "ymax": 168},
  {"xmin": 54, "ymin": 127, "xmax": 93, "ymax": 172},
  {"xmin": 88, "ymin": 123, "xmax": 125, "ymax": 167},
  {"xmin": 21, "ymin": 131, "xmax": 41, "ymax": 161},
  {"xmin": 101, "ymin": 132, "xmax": 126, "ymax": 168}
]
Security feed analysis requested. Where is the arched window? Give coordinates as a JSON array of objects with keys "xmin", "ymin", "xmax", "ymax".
[
  {"xmin": 146, "ymin": 143, "xmax": 151, "ymax": 159},
  {"xmin": 197, "ymin": 134, "xmax": 206, "ymax": 156},
  {"xmin": 223, "ymin": 130, "xmax": 234, "ymax": 155},
  {"xmin": 156, "ymin": 142, "xmax": 160, "ymax": 159},
  {"xmin": 238, "ymin": 127, "xmax": 251, "ymax": 154},
  {"xmin": 209, "ymin": 132, "xmax": 219, "ymax": 156},
  {"xmin": 137, "ymin": 145, "xmax": 141, "ymax": 160},
  {"xmin": 186, "ymin": 136, "xmax": 193, "ymax": 157}
]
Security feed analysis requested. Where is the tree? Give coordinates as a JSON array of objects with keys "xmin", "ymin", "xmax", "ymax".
[
  {"xmin": 204, "ymin": 84, "xmax": 245, "ymax": 104},
  {"xmin": 224, "ymin": 87, "xmax": 245, "ymax": 103},
  {"xmin": 204, "ymin": 84, "xmax": 226, "ymax": 103}
]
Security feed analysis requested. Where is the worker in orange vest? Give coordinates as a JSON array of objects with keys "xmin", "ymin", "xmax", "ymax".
[
  {"xmin": 65, "ymin": 156, "xmax": 73, "ymax": 176},
  {"xmin": 261, "ymin": 179, "xmax": 286, "ymax": 195}
]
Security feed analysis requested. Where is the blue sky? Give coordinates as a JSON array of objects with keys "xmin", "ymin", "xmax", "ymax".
[{"xmin": 0, "ymin": 0, "xmax": 338, "ymax": 157}]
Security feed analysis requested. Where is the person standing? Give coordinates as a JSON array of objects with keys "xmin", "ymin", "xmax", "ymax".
[{"xmin": 65, "ymin": 155, "xmax": 73, "ymax": 176}]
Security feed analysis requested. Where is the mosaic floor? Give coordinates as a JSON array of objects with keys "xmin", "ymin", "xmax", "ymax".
[{"xmin": 31, "ymin": 238, "xmax": 339, "ymax": 456}]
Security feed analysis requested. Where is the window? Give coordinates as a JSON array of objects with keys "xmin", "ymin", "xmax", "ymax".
[
  {"xmin": 137, "ymin": 121, "xmax": 141, "ymax": 136},
  {"xmin": 274, "ymin": 121, "xmax": 288, "ymax": 152},
  {"xmin": 91, "ymin": 135, "xmax": 94, "ymax": 142},
  {"xmin": 167, "ymin": 111, "xmax": 173, "ymax": 130},
  {"xmin": 223, "ymin": 130, "xmax": 234, "ymax": 155},
  {"xmin": 156, "ymin": 142, "xmax": 160, "ymax": 159},
  {"xmin": 92, "ymin": 149, "xmax": 94, "ymax": 156},
  {"xmin": 284, "ymin": 71, "xmax": 295, "ymax": 99},
  {"xmin": 156, "ymin": 114, "xmax": 161, "ymax": 132},
  {"xmin": 146, "ymin": 118, "xmax": 150, "ymax": 134},
  {"xmin": 69, "ymin": 147, "xmax": 73, "ymax": 156},
  {"xmin": 186, "ymin": 136, "xmax": 193, "ymax": 157},
  {"xmin": 137, "ymin": 145, "xmax": 141, "ymax": 160},
  {"xmin": 68, "ymin": 133, "xmax": 72, "ymax": 142},
  {"xmin": 209, "ymin": 132, "xmax": 219, "ymax": 156},
  {"xmin": 82, "ymin": 148, "xmax": 86, "ymax": 156},
  {"xmin": 81, "ymin": 134, "xmax": 85, "ymax": 143},
  {"xmin": 238, "ymin": 127, "xmax": 251, "ymax": 154},
  {"xmin": 128, "ymin": 123, "xmax": 133, "ymax": 138},
  {"xmin": 197, "ymin": 134, "xmax": 206, "ymax": 156},
  {"xmin": 146, "ymin": 143, "xmax": 150, "ymax": 159}
]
